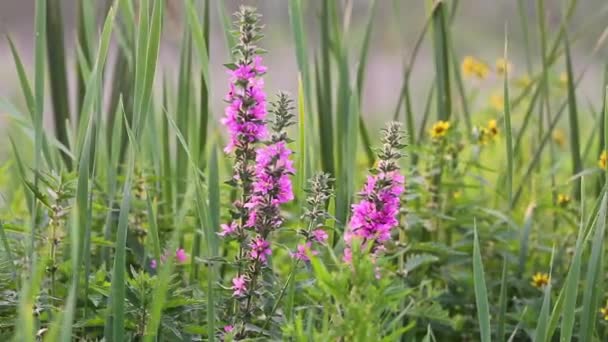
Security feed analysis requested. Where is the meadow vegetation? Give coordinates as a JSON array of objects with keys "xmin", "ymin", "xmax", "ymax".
[{"xmin": 2, "ymin": 0, "xmax": 608, "ymax": 341}]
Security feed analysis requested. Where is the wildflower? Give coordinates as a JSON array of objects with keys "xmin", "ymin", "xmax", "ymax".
[
  {"xmin": 487, "ymin": 119, "xmax": 498, "ymax": 137},
  {"xmin": 150, "ymin": 259, "xmax": 157, "ymax": 269},
  {"xmin": 516, "ymin": 74, "xmax": 532, "ymax": 88},
  {"xmin": 462, "ymin": 56, "xmax": 489, "ymax": 80},
  {"xmin": 224, "ymin": 325, "xmax": 234, "ymax": 333},
  {"xmin": 221, "ymin": 7, "xmax": 269, "ymax": 290},
  {"xmin": 344, "ymin": 122, "xmax": 406, "ymax": 265},
  {"xmin": 557, "ymin": 194, "xmax": 571, "ymax": 207},
  {"xmin": 600, "ymin": 301, "xmax": 608, "ymax": 321},
  {"xmin": 312, "ymin": 229, "xmax": 328, "ymax": 243},
  {"xmin": 175, "ymin": 248, "xmax": 187, "ymax": 263},
  {"xmin": 291, "ymin": 242, "xmax": 318, "ymax": 262},
  {"xmin": 249, "ymin": 237, "xmax": 272, "ymax": 263},
  {"xmin": 231, "ymin": 275, "xmax": 248, "ymax": 297},
  {"xmin": 219, "ymin": 221, "xmax": 238, "ymax": 237},
  {"xmin": 490, "ymin": 93, "xmax": 504, "ymax": 111},
  {"xmin": 599, "ymin": 151, "xmax": 608, "ymax": 169},
  {"xmin": 222, "ymin": 7, "xmax": 268, "ymax": 155},
  {"xmin": 531, "ymin": 272, "xmax": 550, "ymax": 288},
  {"xmin": 495, "ymin": 58, "xmax": 512, "ymax": 76},
  {"xmin": 429, "ymin": 120, "xmax": 451, "ymax": 140},
  {"xmin": 245, "ymin": 94, "xmax": 295, "ymax": 234},
  {"xmin": 552, "ymin": 129, "xmax": 566, "ymax": 148}
]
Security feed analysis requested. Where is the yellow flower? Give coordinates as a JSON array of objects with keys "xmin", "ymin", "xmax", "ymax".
[
  {"xmin": 552, "ymin": 129, "xmax": 566, "ymax": 148},
  {"xmin": 490, "ymin": 94, "xmax": 504, "ymax": 111},
  {"xmin": 557, "ymin": 194, "xmax": 571, "ymax": 207},
  {"xmin": 453, "ymin": 191, "xmax": 462, "ymax": 199},
  {"xmin": 600, "ymin": 301, "xmax": 608, "ymax": 321},
  {"xmin": 516, "ymin": 74, "xmax": 532, "ymax": 88},
  {"xmin": 495, "ymin": 58, "xmax": 512, "ymax": 76},
  {"xmin": 531, "ymin": 272, "xmax": 550, "ymax": 288},
  {"xmin": 462, "ymin": 56, "xmax": 489, "ymax": 80},
  {"xmin": 487, "ymin": 119, "xmax": 498, "ymax": 137},
  {"xmin": 600, "ymin": 151, "xmax": 608, "ymax": 169},
  {"xmin": 430, "ymin": 120, "xmax": 451, "ymax": 139},
  {"xmin": 559, "ymin": 72, "xmax": 568, "ymax": 88}
]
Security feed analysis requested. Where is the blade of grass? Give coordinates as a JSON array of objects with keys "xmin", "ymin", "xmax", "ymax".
[
  {"xmin": 497, "ymin": 257, "xmax": 508, "ymax": 341},
  {"xmin": 355, "ymin": 0, "xmax": 376, "ymax": 167},
  {"xmin": 534, "ymin": 246, "xmax": 555, "ymax": 342},
  {"xmin": 564, "ymin": 32, "xmax": 582, "ymax": 201},
  {"xmin": 559, "ymin": 177, "xmax": 587, "ymax": 341},
  {"xmin": 580, "ymin": 192, "xmax": 608, "ymax": 342},
  {"xmin": 503, "ymin": 28, "xmax": 514, "ymax": 209},
  {"xmin": 431, "ymin": 0, "xmax": 451, "ymax": 122},
  {"xmin": 105, "ymin": 113, "xmax": 135, "ymax": 341},
  {"xmin": 473, "ymin": 221, "xmax": 491, "ymax": 342},
  {"xmin": 46, "ymin": 0, "xmax": 72, "ymax": 169}
]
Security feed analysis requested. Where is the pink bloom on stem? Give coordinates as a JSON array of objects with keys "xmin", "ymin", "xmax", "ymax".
[
  {"xmin": 249, "ymin": 237, "xmax": 272, "ymax": 263},
  {"xmin": 312, "ymin": 229, "xmax": 328, "ymax": 243},
  {"xmin": 219, "ymin": 222, "xmax": 238, "ymax": 237},
  {"xmin": 291, "ymin": 242, "xmax": 318, "ymax": 262},
  {"xmin": 150, "ymin": 259, "xmax": 157, "ymax": 269},
  {"xmin": 231, "ymin": 275, "xmax": 248, "ymax": 297},
  {"xmin": 224, "ymin": 325, "xmax": 234, "ymax": 333},
  {"xmin": 222, "ymin": 57, "xmax": 268, "ymax": 153},
  {"xmin": 344, "ymin": 171, "xmax": 404, "ymax": 264},
  {"xmin": 175, "ymin": 248, "xmax": 187, "ymax": 263},
  {"xmin": 245, "ymin": 141, "xmax": 295, "ymax": 229}
]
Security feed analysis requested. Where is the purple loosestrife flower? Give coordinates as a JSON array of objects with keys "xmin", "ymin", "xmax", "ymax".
[
  {"xmin": 231, "ymin": 275, "xmax": 248, "ymax": 297},
  {"xmin": 245, "ymin": 93, "xmax": 296, "ymax": 235},
  {"xmin": 344, "ymin": 122, "xmax": 406, "ymax": 265},
  {"xmin": 220, "ymin": 6, "xmax": 268, "ymax": 244},
  {"xmin": 219, "ymin": 221, "xmax": 238, "ymax": 237},
  {"xmin": 222, "ymin": 58, "xmax": 268, "ymax": 154},
  {"xmin": 175, "ymin": 248, "xmax": 187, "ymax": 263},
  {"xmin": 248, "ymin": 237, "xmax": 272, "ymax": 264}
]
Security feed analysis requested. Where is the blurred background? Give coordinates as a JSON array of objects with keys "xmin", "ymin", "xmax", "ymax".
[{"xmin": 0, "ymin": 1, "xmax": 607, "ymax": 154}]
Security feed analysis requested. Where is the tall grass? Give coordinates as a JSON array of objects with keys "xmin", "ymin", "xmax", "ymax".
[{"xmin": 1, "ymin": 0, "xmax": 608, "ymax": 340}]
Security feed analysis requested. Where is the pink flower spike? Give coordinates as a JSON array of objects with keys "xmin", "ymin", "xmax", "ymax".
[
  {"xmin": 312, "ymin": 229, "xmax": 328, "ymax": 243},
  {"xmin": 249, "ymin": 237, "xmax": 272, "ymax": 263},
  {"xmin": 219, "ymin": 222, "xmax": 238, "ymax": 237},
  {"xmin": 175, "ymin": 248, "xmax": 187, "ymax": 263},
  {"xmin": 231, "ymin": 275, "xmax": 248, "ymax": 297},
  {"xmin": 150, "ymin": 259, "xmax": 157, "ymax": 269}
]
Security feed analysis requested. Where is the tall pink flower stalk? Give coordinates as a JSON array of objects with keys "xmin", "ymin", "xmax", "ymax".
[
  {"xmin": 219, "ymin": 6, "xmax": 269, "ymax": 301},
  {"xmin": 344, "ymin": 122, "xmax": 406, "ymax": 265}
]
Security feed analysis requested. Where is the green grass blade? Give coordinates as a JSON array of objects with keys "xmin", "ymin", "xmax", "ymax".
[
  {"xmin": 503, "ymin": 29, "xmax": 514, "ymax": 209},
  {"xmin": 431, "ymin": 0, "xmax": 451, "ymax": 121},
  {"xmin": 355, "ymin": 0, "xmax": 376, "ymax": 167},
  {"xmin": 497, "ymin": 257, "xmax": 507, "ymax": 341},
  {"xmin": 564, "ymin": 34, "xmax": 582, "ymax": 200},
  {"xmin": 106, "ymin": 116, "xmax": 135, "ymax": 341},
  {"xmin": 559, "ymin": 178, "xmax": 587, "ymax": 341},
  {"xmin": 534, "ymin": 247, "xmax": 554, "ymax": 342},
  {"xmin": 46, "ymin": 0, "xmax": 72, "ymax": 168},
  {"xmin": 580, "ymin": 175, "xmax": 608, "ymax": 341},
  {"xmin": 7, "ymin": 37, "xmax": 36, "ymax": 121},
  {"xmin": 473, "ymin": 222, "xmax": 491, "ymax": 342},
  {"xmin": 296, "ymin": 75, "xmax": 307, "ymax": 210}
]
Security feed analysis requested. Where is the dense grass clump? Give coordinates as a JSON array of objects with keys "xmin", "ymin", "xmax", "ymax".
[{"xmin": 2, "ymin": 0, "xmax": 608, "ymax": 341}]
